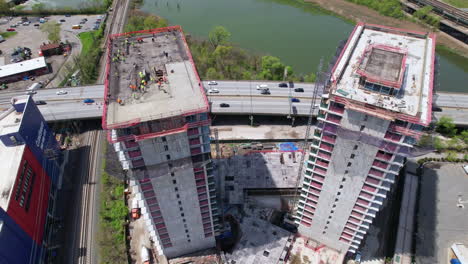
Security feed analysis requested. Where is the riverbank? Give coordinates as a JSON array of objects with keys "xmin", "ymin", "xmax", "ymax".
[{"xmin": 305, "ymin": 0, "xmax": 468, "ymax": 58}]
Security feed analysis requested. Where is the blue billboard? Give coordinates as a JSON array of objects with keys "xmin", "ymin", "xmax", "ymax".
[{"xmin": 0, "ymin": 208, "xmax": 42, "ymax": 264}]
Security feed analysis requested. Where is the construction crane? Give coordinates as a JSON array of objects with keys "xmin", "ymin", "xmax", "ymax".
[{"xmin": 289, "ymin": 59, "xmax": 323, "ymax": 216}]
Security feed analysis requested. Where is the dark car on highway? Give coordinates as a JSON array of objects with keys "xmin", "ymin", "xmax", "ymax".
[
  {"xmin": 261, "ymin": 89, "xmax": 271, "ymax": 95},
  {"xmin": 35, "ymin": 100, "xmax": 47, "ymax": 105},
  {"xmin": 278, "ymin": 82, "xmax": 288, "ymax": 88},
  {"xmin": 294, "ymin": 88, "xmax": 304, "ymax": 92},
  {"xmin": 291, "ymin": 98, "xmax": 300, "ymax": 103},
  {"xmin": 60, "ymin": 19, "xmax": 66, "ymax": 22},
  {"xmin": 220, "ymin": 103, "xmax": 230, "ymax": 108}
]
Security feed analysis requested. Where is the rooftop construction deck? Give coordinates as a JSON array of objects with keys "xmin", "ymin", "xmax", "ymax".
[
  {"xmin": 330, "ymin": 23, "xmax": 435, "ymax": 125},
  {"xmin": 103, "ymin": 27, "xmax": 208, "ymax": 129}
]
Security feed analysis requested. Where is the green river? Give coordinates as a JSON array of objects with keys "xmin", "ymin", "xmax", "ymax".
[{"xmin": 42, "ymin": 0, "xmax": 468, "ymax": 92}]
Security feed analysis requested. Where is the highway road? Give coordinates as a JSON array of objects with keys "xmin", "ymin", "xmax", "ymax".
[
  {"xmin": 210, "ymin": 97, "xmax": 316, "ymax": 116},
  {"xmin": 0, "ymin": 81, "xmax": 467, "ymax": 124}
]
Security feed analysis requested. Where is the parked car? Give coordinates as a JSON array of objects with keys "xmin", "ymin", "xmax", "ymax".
[
  {"xmin": 35, "ymin": 100, "xmax": 47, "ymax": 105},
  {"xmin": 256, "ymin": 84, "xmax": 268, "ymax": 90},
  {"xmin": 208, "ymin": 81, "xmax": 217, "ymax": 85},
  {"xmin": 79, "ymin": 21, "xmax": 86, "ymax": 24},
  {"xmin": 278, "ymin": 82, "xmax": 288, "ymax": 88},
  {"xmin": 60, "ymin": 19, "xmax": 66, "ymax": 22},
  {"xmin": 34, "ymin": 24, "xmax": 40, "ymax": 27},
  {"xmin": 220, "ymin": 103, "xmax": 230, "ymax": 108},
  {"xmin": 56, "ymin": 90, "xmax": 67, "ymax": 95},
  {"xmin": 294, "ymin": 88, "xmax": 304, "ymax": 92},
  {"xmin": 291, "ymin": 98, "xmax": 300, "ymax": 103},
  {"xmin": 22, "ymin": 21, "xmax": 30, "ymax": 26},
  {"xmin": 83, "ymin": 98, "xmax": 95, "ymax": 104},
  {"xmin": 6, "ymin": 28, "xmax": 15, "ymax": 31},
  {"xmin": 9, "ymin": 24, "xmax": 16, "ymax": 28},
  {"xmin": 65, "ymin": 14, "xmax": 71, "ymax": 17},
  {"xmin": 208, "ymin": 89, "xmax": 219, "ymax": 93}
]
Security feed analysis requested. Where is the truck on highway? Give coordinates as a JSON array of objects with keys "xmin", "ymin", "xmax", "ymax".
[{"xmin": 26, "ymin": 82, "xmax": 42, "ymax": 91}]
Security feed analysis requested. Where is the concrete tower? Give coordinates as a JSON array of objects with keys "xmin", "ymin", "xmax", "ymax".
[
  {"xmin": 294, "ymin": 23, "xmax": 435, "ymax": 253},
  {"xmin": 103, "ymin": 27, "xmax": 219, "ymax": 258}
]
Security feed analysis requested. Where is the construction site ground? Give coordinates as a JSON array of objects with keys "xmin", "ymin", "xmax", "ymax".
[
  {"xmin": 223, "ymin": 204, "xmax": 294, "ymax": 264},
  {"xmin": 212, "ymin": 124, "xmax": 308, "ymax": 141},
  {"xmin": 0, "ymin": 15, "xmax": 101, "ymax": 90},
  {"xmin": 128, "ymin": 193, "xmax": 165, "ymax": 264},
  {"xmin": 288, "ymin": 236, "xmax": 344, "ymax": 264}
]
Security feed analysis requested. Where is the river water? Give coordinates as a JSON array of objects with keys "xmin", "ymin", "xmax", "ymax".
[
  {"xmin": 41, "ymin": 0, "xmax": 467, "ymax": 92},
  {"xmin": 139, "ymin": 0, "xmax": 467, "ymax": 93}
]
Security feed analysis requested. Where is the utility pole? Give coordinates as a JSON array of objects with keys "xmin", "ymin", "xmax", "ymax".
[
  {"xmin": 249, "ymin": 79, "xmax": 254, "ymax": 126},
  {"xmin": 214, "ymin": 128, "xmax": 220, "ymax": 159}
]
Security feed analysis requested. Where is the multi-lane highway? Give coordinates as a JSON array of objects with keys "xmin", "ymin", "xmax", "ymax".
[{"xmin": 0, "ymin": 81, "xmax": 467, "ymax": 124}]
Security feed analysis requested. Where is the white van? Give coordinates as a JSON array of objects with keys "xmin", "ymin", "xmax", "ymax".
[
  {"xmin": 26, "ymin": 82, "xmax": 43, "ymax": 91},
  {"xmin": 256, "ymin": 84, "xmax": 268, "ymax": 90}
]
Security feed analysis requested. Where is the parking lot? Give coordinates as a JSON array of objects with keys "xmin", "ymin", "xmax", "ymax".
[{"xmin": 0, "ymin": 14, "xmax": 104, "ymax": 91}]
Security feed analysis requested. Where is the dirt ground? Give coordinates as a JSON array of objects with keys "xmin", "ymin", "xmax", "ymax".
[{"xmin": 306, "ymin": 0, "xmax": 468, "ymax": 57}]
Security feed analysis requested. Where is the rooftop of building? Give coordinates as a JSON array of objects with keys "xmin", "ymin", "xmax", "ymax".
[
  {"xmin": 329, "ymin": 23, "xmax": 435, "ymax": 125},
  {"xmin": 416, "ymin": 163, "xmax": 468, "ymax": 264},
  {"xmin": 103, "ymin": 27, "xmax": 208, "ymax": 129},
  {"xmin": 0, "ymin": 56, "xmax": 47, "ymax": 79},
  {"xmin": 0, "ymin": 106, "xmax": 26, "ymax": 210}
]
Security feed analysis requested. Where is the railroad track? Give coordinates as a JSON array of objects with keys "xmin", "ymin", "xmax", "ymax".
[
  {"xmin": 409, "ymin": 0, "xmax": 468, "ymax": 23},
  {"xmin": 98, "ymin": 0, "xmax": 131, "ymax": 83},
  {"xmin": 71, "ymin": 130, "xmax": 102, "ymax": 264}
]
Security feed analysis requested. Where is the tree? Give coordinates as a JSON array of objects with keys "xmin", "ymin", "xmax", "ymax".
[
  {"xmin": 460, "ymin": 129, "xmax": 468, "ymax": 144},
  {"xmin": 208, "ymin": 26, "xmax": 231, "ymax": 48},
  {"xmin": 0, "ymin": 0, "xmax": 10, "ymax": 14},
  {"xmin": 434, "ymin": 137, "xmax": 446, "ymax": 152},
  {"xmin": 259, "ymin": 55, "xmax": 286, "ymax": 80},
  {"xmin": 436, "ymin": 116, "xmax": 457, "ymax": 137},
  {"xmin": 31, "ymin": 3, "xmax": 46, "ymax": 13},
  {"xmin": 445, "ymin": 151, "xmax": 457, "ymax": 162},
  {"xmin": 40, "ymin": 21, "xmax": 61, "ymax": 43}
]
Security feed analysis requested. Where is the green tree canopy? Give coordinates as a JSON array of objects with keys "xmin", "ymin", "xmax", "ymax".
[
  {"xmin": 208, "ymin": 26, "xmax": 231, "ymax": 48},
  {"xmin": 40, "ymin": 21, "xmax": 61, "ymax": 43},
  {"xmin": 436, "ymin": 116, "xmax": 457, "ymax": 137},
  {"xmin": 0, "ymin": 0, "xmax": 10, "ymax": 14},
  {"xmin": 259, "ymin": 55, "xmax": 290, "ymax": 81}
]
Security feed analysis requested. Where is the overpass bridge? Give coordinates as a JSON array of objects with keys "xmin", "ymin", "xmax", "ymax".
[{"xmin": 0, "ymin": 81, "xmax": 467, "ymax": 125}]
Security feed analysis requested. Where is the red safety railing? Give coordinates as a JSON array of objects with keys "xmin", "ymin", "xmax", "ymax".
[
  {"xmin": 321, "ymin": 134, "xmax": 336, "ymax": 144},
  {"xmin": 365, "ymin": 177, "xmax": 381, "ymax": 185},
  {"xmin": 372, "ymin": 160, "xmax": 389, "ymax": 170},
  {"xmin": 319, "ymin": 143, "xmax": 334, "ymax": 152},
  {"xmin": 375, "ymin": 151, "xmax": 392, "ymax": 161},
  {"xmin": 369, "ymin": 168, "xmax": 384, "ymax": 178},
  {"xmin": 305, "ymin": 205, "xmax": 315, "ymax": 212}
]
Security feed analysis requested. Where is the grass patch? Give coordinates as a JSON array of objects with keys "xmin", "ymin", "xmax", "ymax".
[
  {"xmin": 0, "ymin": 31, "xmax": 17, "ymax": 38},
  {"xmin": 98, "ymin": 144, "xmax": 128, "ymax": 264},
  {"xmin": 441, "ymin": 0, "xmax": 468, "ymax": 8},
  {"xmin": 78, "ymin": 30, "xmax": 98, "ymax": 56}
]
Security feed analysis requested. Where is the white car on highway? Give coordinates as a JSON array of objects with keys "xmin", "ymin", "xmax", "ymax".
[
  {"xmin": 208, "ymin": 89, "xmax": 219, "ymax": 94},
  {"xmin": 256, "ymin": 84, "xmax": 268, "ymax": 90},
  {"xmin": 56, "ymin": 90, "xmax": 68, "ymax": 95},
  {"xmin": 208, "ymin": 81, "xmax": 217, "ymax": 85}
]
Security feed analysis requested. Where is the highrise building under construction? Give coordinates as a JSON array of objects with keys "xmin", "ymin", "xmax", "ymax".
[
  {"xmin": 294, "ymin": 23, "xmax": 435, "ymax": 253},
  {"xmin": 102, "ymin": 26, "xmax": 219, "ymax": 258}
]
